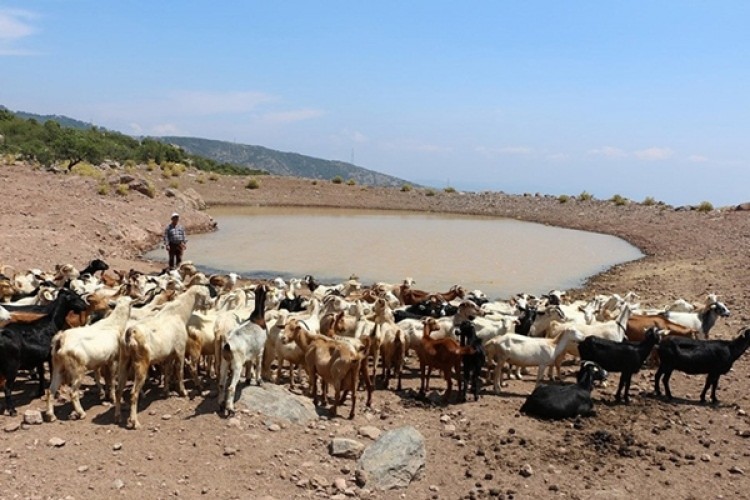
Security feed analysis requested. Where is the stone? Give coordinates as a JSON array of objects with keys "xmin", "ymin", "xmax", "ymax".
[
  {"xmin": 519, "ymin": 464, "xmax": 534, "ymax": 477},
  {"xmin": 333, "ymin": 477, "xmax": 348, "ymax": 491},
  {"xmin": 357, "ymin": 426, "xmax": 426, "ymax": 490},
  {"xmin": 223, "ymin": 447, "xmax": 237, "ymax": 456},
  {"xmin": 77, "ymin": 465, "xmax": 89, "ymax": 473},
  {"xmin": 4, "ymin": 421, "xmax": 21, "ymax": 433},
  {"xmin": 113, "ymin": 442, "xmax": 123, "ymax": 451},
  {"xmin": 183, "ymin": 188, "xmax": 207, "ymax": 210},
  {"xmin": 23, "ymin": 410, "xmax": 43, "ymax": 425},
  {"xmin": 113, "ymin": 479, "xmax": 125, "ymax": 490},
  {"xmin": 236, "ymin": 384, "xmax": 317, "ymax": 424},
  {"xmin": 729, "ymin": 466, "xmax": 745, "ymax": 475},
  {"xmin": 330, "ymin": 438, "xmax": 366, "ymax": 459},
  {"xmin": 358, "ymin": 426, "xmax": 381, "ymax": 440},
  {"xmin": 48, "ymin": 437, "xmax": 66, "ymax": 448},
  {"xmin": 267, "ymin": 424, "xmax": 281, "ymax": 432},
  {"xmin": 735, "ymin": 202, "xmax": 750, "ymax": 211}
]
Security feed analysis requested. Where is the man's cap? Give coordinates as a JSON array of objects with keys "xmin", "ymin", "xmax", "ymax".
[{"xmin": 171, "ymin": 212, "xmax": 179, "ymax": 218}]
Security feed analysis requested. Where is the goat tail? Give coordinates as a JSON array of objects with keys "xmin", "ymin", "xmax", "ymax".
[
  {"xmin": 222, "ymin": 341, "xmax": 232, "ymax": 361},
  {"xmin": 52, "ymin": 335, "xmax": 64, "ymax": 356}
]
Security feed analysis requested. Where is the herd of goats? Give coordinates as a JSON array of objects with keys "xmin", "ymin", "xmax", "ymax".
[{"xmin": 0, "ymin": 258, "xmax": 749, "ymax": 429}]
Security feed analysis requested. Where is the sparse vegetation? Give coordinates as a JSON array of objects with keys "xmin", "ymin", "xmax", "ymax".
[
  {"xmin": 697, "ymin": 201, "xmax": 714, "ymax": 212},
  {"xmin": 143, "ymin": 180, "xmax": 156, "ymax": 198},
  {"xmin": 346, "ymin": 178, "xmax": 356, "ymax": 186},
  {"xmin": 70, "ymin": 162, "xmax": 103, "ymax": 179},
  {"xmin": 311, "ymin": 180, "xmax": 318, "ymax": 185},
  {"xmin": 195, "ymin": 174, "xmax": 206, "ymax": 184},
  {"xmin": 425, "ymin": 189, "xmax": 436, "ymax": 197},
  {"xmin": 610, "ymin": 194, "xmax": 629, "ymax": 206},
  {"xmin": 96, "ymin": 182, "xmax": 109, "ymax": 195},
  {"xmin": 401, "ymin": 184, "xmax": 412, "ymax": 192},
  {"xmin": 643, "ymin": 196, "xmax": 657, "ymax": 206},
  {"xmin": 245, "ymin": 177, "xmax": 260, "ymax": 190},
  {"xmin": 444, "ymin": 186, "xmax": 456, "ymax": 193},
  {"xmin": 558, "ymin": 194, "xmax": 570, "ymax": 203},
  {"xmin": 332, "ymin": 176, "xmax": 343, "ymax": 184},
  {"xmin": 208, "ymin": 172, "xmax": 219, "ymax": 181},
  {"xmin": 115, "ymin": 183, "xmax": 129, "ymax": 196},
  {"xmin": 168, "ymin": 180, "xmax": 179, "ymax": 189},
  {"xmin": 578, "ymin": 190, "xmax": 593, "ymax": 201}
]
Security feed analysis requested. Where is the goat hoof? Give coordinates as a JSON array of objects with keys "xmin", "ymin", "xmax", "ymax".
[{"xmin": 43, "ymin": 412, "xmax": 56, "ymax": 423}]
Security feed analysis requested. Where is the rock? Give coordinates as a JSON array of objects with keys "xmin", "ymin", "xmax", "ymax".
[
  {"xmin": 113, "ymin": 479, "xmax": 125, "ymax": 490},
  {"xmin": 113, "ymin": 442, "xmax": 123, "ymax": 451},
  {"xmin": 183, "ymin": 188, "xmax": 207, "ymax": 210},
  {"xmin": 223, "ymin": 447, "xmax": 237, "ymax": 456},
  {"xmin": 4, "ymin": 421, "xmax": 21, "ymax": 433},
  {"xmin": 519, "ymin": 464, "xmax": 534, "ymax": 477},
  {"xmin": 330, "ymin": 438, "xmax": 366, "ymax": 459},
  {"xmin": 333, "ymin": 477, "xmax": 347, "ymax": 491},
  {"xmin": 47, "ymin": 437, "xmax": 66, "ymax": 448},
  {"xmin": 267, "ymin": 424, "xmax": 281, "ymax": 432},
  {"xmin": 161, "ymin": 414, "xmax": 172, "ymax": 420},
  {"xmin": 310, "ymin": 475, "xmax": 330, "ymax": 489},
  {"xmin": 23, "ymin": 410, "xmax": 43, "ymax": 425},
  {"xmin": 357, "ymin": 426, "xmax": 426, "ymax": 490},
  {"xmin": 354, "ymin": 469, "xmax": 368, "ymax": 487},
  {"xmin": 700, "ymin": 454, "xmax": 711, "ymax": 462},
  {"xmin": 236, "ymin": 384, "xmax": 317, "ymax": 424},
  {"xmin": 358, "ymin": 426, "xmax": 381, "ymax": 440},
  {"xmin": 128, "ymin": 179, "xmax": 155, "ymax": 198},
  {"xmin": 77, "ymin": 465, "xmax": 89, "ymax": 473},
  {"xmin": 729, "ymin": 466, "xmax": 745, "ymax": 475},
  {"xmin": 735, "ymin": 202, "xmax": 750, "ymax": 211}
]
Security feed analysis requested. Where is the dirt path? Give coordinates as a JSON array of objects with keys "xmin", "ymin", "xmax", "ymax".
[{"xmin": 1, "ymin": 161, "xmax": 749, "ymax": 499}]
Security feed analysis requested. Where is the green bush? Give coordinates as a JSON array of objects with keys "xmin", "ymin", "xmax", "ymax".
[
  {"xmin": 558, "ymin": 194, "xmax": 570, "ymax": 203},
  {"xmin": 70, "ymin": 162, "xmax": 103, "ymax": 179},
  {"xmin": 346, "ymin": 178, "xmax": 356, "ymax": 186},
  {"xmin": 143, "ymin": 180, "xmax": 156, "ymax": 198},
  {"xmin": 425, "ymin": 189, "xmax": 436, "ymax": 197},
  {"xmin": 697, "ymin": 201, "xmax": 713, "ymax": 212},
  {"xmin": 332, "ymin": 176, "xmax": 343, "ymax": 184},
  {"xmin": 311, "ymin": 180, "xmax": 318, "ymax": 185},
  {"xmin": 195, "ymin": 174, "xmax": 206, "ymax": 184},
  {"xmin": 97, "ymin": 182, "xmax": 110, "ymax": 195},
  {"xmin": 610, "ymin": 194, "xmax": 629, "ymax": 206},
  {"xmin": 578, "ymin": 190, "xmax": 593, "ymax": 201},
  {"xmin": 245, "ymin": 177, "xmax": 260, "ymax": 189},
  {"xmin": 643, "ymin": 196, "xmax": 656, "ymax": 206},
  {"xmin": 401, "ymin": 184, "xmax": 412, "ymax": 192},
  {"xmin": 115, "ymin": 183, "xmax": 129, "ymax": 196},
  {"xmin": 444, "ymin": 186, "xmax": 456, "ymax": 193},
  {"xmin": 168, "ymin": 180, "xmax": 179, "ymax": 189},
  {"xmin": 208, "ymin": 172, "xmax": 219, "ymax": 181}
]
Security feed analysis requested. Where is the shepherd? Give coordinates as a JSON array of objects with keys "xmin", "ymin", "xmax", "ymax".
[{"xmin": 164, "ymin": 212, "xmax": 187, "ymax": 269}]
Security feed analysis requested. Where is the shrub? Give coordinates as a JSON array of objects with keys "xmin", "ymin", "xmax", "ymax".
[
  {"xmin": 195, "ymin": 175, "xmax": 206, "ymax": 184},
  {"xmin": 97, "ymin": 182, "xmax": 110, "ymax": 196},
  {"xmin": 311, "ymin": 180, "xmax": 318, "ymax": 185},
  {"xmin": 558, "ymin": 194, "xmax": 570, "ymax": 203},
  {"xmin": 245, "ymin": 177, "xmax": 260, "ymax": 190},
  {"xmin": 697, "ymin": 201, "xmax": 714, "ymax": 212},
  {"xmin": 169, "ymin": 180, "xmax": 179, "ymax": 189},
  {"xmin": 208, "ymin": 172, "xmax": 219, "ymax": 181},
  {"xmin": 332, "ymin": 176, "xmax": 343, "ymax": 184},
  {"xmin": 425, "ymin": 189, "xmax": 436, "ymax": 197},
  {"xmin": 70, "ymin": 162, "xmax": 103, "ymax": 179},
  {"xmin": 444, "ymin": 186, "xmax": 456, "ymax": 193},
  {"xmin": 161, "ymin": 166, "xmax": 173, "ymax": 179},
  {"xmin": 147, "ymin": 159, "xmax": 158, "ymax": 172},
  {"xmin": 115, "ymin": 183, "xmax": 129, "ymax": 196},
  {"xmin": 143, "ymin": 180, "xmax": 156, "ymax": 198},
  {"xmin": 346, "ymin": 179, "xmax": 356, "ymax": 186},
  {"xmin": 578, "ymin": 190, "xmax": 593, "ymax": 201},
  {"xmin": 610, "ymin": 194, "xmax": 629, "ymax": 206},
  {"xmin": 401, "ymin": 184, "xmax": 412, "ymax": 192},
  {"xmin": 643, "ymin": 196, "xmax": 656, "ymax": 206},
  {"xmin": 124, "ymin": 159, "xmax": 137, "ymax": 169}
]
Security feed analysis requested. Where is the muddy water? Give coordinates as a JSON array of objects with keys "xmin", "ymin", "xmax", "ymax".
[{"xmin": 146, "ymin": 206, "xmax": 643, "ymax": 299}]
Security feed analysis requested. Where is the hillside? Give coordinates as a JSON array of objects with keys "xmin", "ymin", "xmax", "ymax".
[{"xmin": 159, "ymin": 136, "xmax": 413, "ymax": 187}]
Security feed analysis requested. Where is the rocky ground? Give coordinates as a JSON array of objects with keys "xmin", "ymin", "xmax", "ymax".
[{"xmin": 1, "ymin": 161, "xmax": 750, "ymax": 499}]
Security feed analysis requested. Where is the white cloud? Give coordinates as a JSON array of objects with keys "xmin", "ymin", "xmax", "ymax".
[
  {"xmin": 261, "ymin": 108, "xmax": 324, "ymax": 124},
  {"xmin": 587, "ymin": 146, "xmax": 627, "ymax": 158},
  {"xmin": 634, "ymin": 147, "xmax": 674, "ymax": 161},
  {"xmin": 687, "ymin": 154, "xmax": 708, "ymax": 163},
  {"xmin": 151, "ymin": 123, "xmax": 181, "ymax": 135},
  {"xmin": 475, "ymin": 146, "xmax": 532, "ymax": 157},
  {"xmin": 167, "ymin": 90, "xmax": 276, "ymax": 116},
  {"xmin": 0, "ymin": 8, "xmax": 37, "ymax": 56}
]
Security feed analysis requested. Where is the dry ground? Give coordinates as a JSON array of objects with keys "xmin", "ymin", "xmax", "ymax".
[{"xmin": 1, "ymin": 162, "xmax": 749, "ymax": 499}]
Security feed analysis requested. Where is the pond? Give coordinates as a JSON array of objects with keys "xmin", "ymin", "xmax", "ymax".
[{"xmin": 146, "ymin": 206, "xmax": 643, "ymax": 300}]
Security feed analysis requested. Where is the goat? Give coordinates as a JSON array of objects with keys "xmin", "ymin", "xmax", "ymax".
[
  {"xmin": 115, "ymin": 285, "xmax": 211, "ymax": 429},
  {"xmin": 484, "ymin": 327, "xmax": 585, "ymax": 393},
  {"xmin": 654, "ymin": 328, "xmax": 750, "ymax": 404},
  {"xmin": 579, "ymin": 326, "xmax": 661, "ymax": 403},
  {"xmin": 79, "ymin": 258, "xmax": 109, "ymax": 277},
  {"xmin": 456, "ymin": 320, "xmax": 485, "ymax": 402},
  {"xmin": 626, "ymin": 314, "xmax": 697, "ymax": 341},
  {"xmin": 217, "ymin": 285, "xmax": 268, "ymax": 417},
  {"xmin": 0, "ymin": 289, "xmax": 88, "ymax": 415},
  {"xmin": 659, "ymin": 299, "xmax": 730, "ymax": 339},
  {"xmin": 44, "ymin": 296, "xmax": 133, "ymax": 421},
  {"xmin": 416, "ymin": 318, "xmax": 471, "ymax": 403},
  {"xmin": 520, "ymin": 361, "xmax": 608, "ymax": 420}
]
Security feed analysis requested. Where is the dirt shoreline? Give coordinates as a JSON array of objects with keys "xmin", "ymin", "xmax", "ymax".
[{"xmin": 2, "ymin": 162, "xmax": 750, "ymax": 499}]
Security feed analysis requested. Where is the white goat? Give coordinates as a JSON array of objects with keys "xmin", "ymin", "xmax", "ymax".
[{"xmin": 45, "ymin": 296, "xmax": 133, "ymax": 422}]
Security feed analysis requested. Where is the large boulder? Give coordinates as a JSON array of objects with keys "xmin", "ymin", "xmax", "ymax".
[
  {"xmin": 236, "ymin": 384, "xmax": 317, "ymax": 424},
  {"xmin": 736, "ymin": 202, "xmax": 750, "ymax": 211},
  {"xmin": 357, "ymin": 426, "xmax": 426, "ymax": 490},
  {"xmin": 164, "ymin": 188, "xmax": 206, "ymax": 211}
]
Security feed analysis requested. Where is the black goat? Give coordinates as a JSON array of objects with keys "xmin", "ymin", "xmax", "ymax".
[
  {"xmin": 0, "ymin": 288, "xmax": 88, "ymax": 415},
  {"xmin": 456, "ymin": 320, "xmax": 485, "ymax": 402},
  {"xmin": 578, "ymin": 326, "xmax": 661, "ymax": 404},
  {"xmin": 654, "ymin": 328, "xmax": 750, "ymax": 404},
  {"xmin": 279, "ymin": 294, "xmax": 308, "ymax": 313},
  {"xmin": 79, "ymin": 258, "xmax": 109, "ymax": 277},
  {"xmin": 520, "ymin": 361, "xmax": 608, "ymax": 420},
  {"xmin": 515, "ymin": 306, "xmax": 538, "ymax": 336}
]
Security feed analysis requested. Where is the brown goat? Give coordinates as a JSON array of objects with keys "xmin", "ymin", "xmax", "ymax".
[
  {"xmin": 417, "ymin": 318, "xmax": 472, "ymax": 402},
  {"xmin": 626, "ymin": 314, "xmax": 698, "ymax": 341}
]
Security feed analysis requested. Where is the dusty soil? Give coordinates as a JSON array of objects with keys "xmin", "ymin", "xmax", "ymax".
[{"xmin": 1, "ymin": 161, "xmax": 750, "ymax": 500}]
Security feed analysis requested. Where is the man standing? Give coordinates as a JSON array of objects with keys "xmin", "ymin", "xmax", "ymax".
[{"xmin": 164, "ymin": 212, "xmax": 187, "ymax": 269}]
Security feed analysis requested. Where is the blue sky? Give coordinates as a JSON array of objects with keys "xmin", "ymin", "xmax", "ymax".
[{"xmin": 1, "ymin": 2, "xmax": 748, "ymax": 206}]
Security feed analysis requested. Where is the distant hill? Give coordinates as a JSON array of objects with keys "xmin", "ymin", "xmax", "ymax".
[
  {"xmin": 159, "ymin": 136, "xmax": 412, "ymax": 188},
  {"xmin": 9, "ymin": 109, "xmax": 94, "ymax": 130}
]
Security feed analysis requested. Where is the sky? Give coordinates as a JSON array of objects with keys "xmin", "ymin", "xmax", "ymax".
[{"xmin": 1, "ymin": 1, "xmax": 748, "ymax": 206}]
